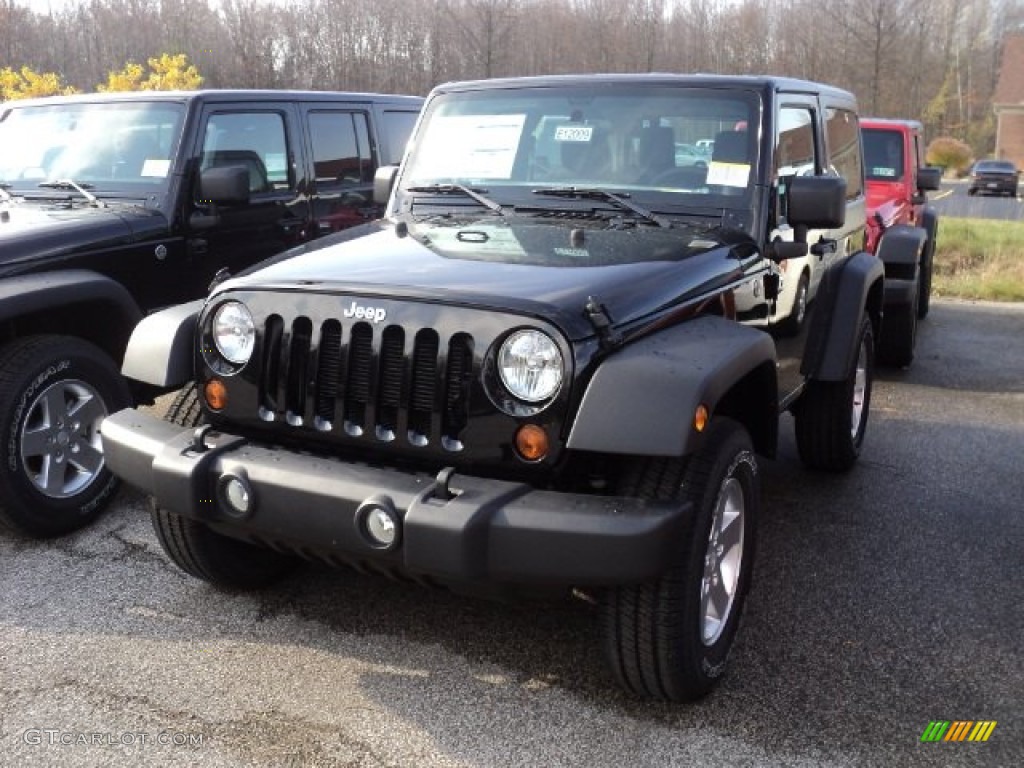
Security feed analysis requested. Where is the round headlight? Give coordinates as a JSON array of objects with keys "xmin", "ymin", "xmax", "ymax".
[
  {"xmin": 212, "ymin": 301, "xmax": 255, "ymax": 365},
  {"xmin": 498, "ymin": 330, "xmax": 563, "ymax": 403}
]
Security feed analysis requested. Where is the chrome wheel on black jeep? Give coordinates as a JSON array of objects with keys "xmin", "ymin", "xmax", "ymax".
[
  {"xmin": 0, "ymin": 335, "xmax": 130, "ymax": 537},
  {"xmin": 603, "ymin": 418, "xmax": 759, "ymax": 701}
]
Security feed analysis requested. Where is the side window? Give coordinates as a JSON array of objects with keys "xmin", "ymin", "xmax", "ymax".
[
  {"xmin": 825, "ymin": 108, "xmax": 863, "ymax": 199},
  {"xmin": 777, "ymin": 107, "xmax": 816, "ymax": 177},
  {"xmin": 201, "ymin": 112, "xmax": 292, "ymax": 194},
  {"xmin": 308, "ymin": 111, "xmax": 372, "ymax": 187},
  {"xmin": 776, "ymin": 106, "xmax": 817, "ymax": 224},
  {"xmin": 380, "ymin": 110, "xmax": 420, "ymax": 165}
]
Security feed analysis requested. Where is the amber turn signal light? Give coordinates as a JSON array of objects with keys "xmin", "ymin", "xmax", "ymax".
[
  {"xmin": 694, "ymin": 404, "xmax": 709, "ymax": 433},
  {"xmin": 515, "ymin": 424, "xmax": 549, "ymax": 462},
  {"xmin": 204, "ymin": 378, "xmax": 228, "ymax": 411}
]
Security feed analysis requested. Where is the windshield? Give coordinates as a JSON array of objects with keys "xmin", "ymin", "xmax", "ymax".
[
  {"xmin": 0, "ymin": 101, "xmax": 185, "ymax": 197},
  {"xmin": 400, "ymin": 84, "xmax": 759, "ymax": 210}
]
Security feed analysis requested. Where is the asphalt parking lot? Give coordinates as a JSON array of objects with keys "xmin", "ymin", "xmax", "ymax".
[{"xmin": 1, "ymin": 298, "xmax": 1022, "ymax": 768}]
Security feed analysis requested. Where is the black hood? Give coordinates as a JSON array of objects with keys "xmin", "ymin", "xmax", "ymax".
[
  {"xmin": 218, "ymin": 216, "xmax": 761, "ymax": 340},
  {"xmin": 0, "ymin": 200, "xmax": 166, "ymax": 272}
]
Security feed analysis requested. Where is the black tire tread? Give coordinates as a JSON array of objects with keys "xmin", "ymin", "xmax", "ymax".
[{"xmin": 603, "ymin": 419, "xmax": 757, "ymax": 701}]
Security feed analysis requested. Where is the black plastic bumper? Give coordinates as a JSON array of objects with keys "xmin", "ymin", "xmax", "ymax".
[{"xmin": 101, "ymin": 409, "xmax": 690, "ymax": 587}]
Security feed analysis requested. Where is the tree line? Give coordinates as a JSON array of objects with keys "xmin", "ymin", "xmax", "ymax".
[{"xmin": 2, "ymin": 0, "xmax": 1022, "ymax": 155}]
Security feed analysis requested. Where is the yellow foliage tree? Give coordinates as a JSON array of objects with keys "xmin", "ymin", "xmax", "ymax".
[
  {"xmin": 97, "ymin": 54, "xmax": 203, "ymax": 92},
  {"xmin": 0, "ymin": 66, "xmax": 77, "ymax": 100},
  {"xmin": 143, "ymin": 53, "xmax": 203, "ymax": 91},
  {"xmin": 96, "ymin": 62, "xmax": 146, "ymax": 93}
]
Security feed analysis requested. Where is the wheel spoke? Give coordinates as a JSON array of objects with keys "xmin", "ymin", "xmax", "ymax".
[
  {"xmin": 68, "ymin": 392, "xmax": 107, "ymax": 427},
  {"xmin": 42, "ymin": 386, "xmax": 70, "ymax": 424},
  {"xmin": 20, "ymin": 427, "xmax": 52, "ymax": 459},
  {"xmin": 718, "ymin": 511, "xmax": 743, "ymax": 556},
  {"xmin": 42, "ymin": 458, "xmax": 66, "ymax": 496},
  {"xmin": 69, "ymin": 441, "xmax": 104, "ymax": 475}
]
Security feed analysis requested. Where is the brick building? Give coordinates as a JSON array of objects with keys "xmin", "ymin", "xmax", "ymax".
[{"xmin": 994, "ymin": 33, "xmax": 1024, "ymax": 167}]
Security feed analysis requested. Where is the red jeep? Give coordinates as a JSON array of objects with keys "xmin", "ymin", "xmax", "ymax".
[{"xmin": 861, "ymin": 118, "xmax": 942, "ymax": 366}]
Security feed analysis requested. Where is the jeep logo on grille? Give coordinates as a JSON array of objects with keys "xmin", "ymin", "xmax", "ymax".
[{"xmin": 343, "ymin": 300, "xmax": 387, "ymax": 323}]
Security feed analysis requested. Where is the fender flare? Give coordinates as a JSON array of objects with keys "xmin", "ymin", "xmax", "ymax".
[
  {"xmin": 801, "ymin": 251, "xmax": 884, "ymax": 382},
  {"xmin": 566, "ymin": 315, "xmax": 777, "ymax": 458},
  {"xmin": 120, "ymin": 299, "xmax": 204, "ymax": 388},
  {"xmin": 0, "ymin": 269, "xmax": 142, "ymax": 358}
]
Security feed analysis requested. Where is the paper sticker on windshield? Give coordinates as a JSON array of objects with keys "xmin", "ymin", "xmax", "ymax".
[
  {"xmin": 415, "ymin": 114, "xmax": 526, "ymax": 179},
  {"xmin": 554, "ymin": 125, "xmax": 593, "ymax": 143},
  {"xmin": 140, "ymin": 159, "xmax": 170, "ymax": 178},
  {"xmin": 872, "ymin": 167, "xmax": 896, "ymax": 177},
  {"xmin": 706, "ymin": 161, "xmax": 750, "ymax": 187}
]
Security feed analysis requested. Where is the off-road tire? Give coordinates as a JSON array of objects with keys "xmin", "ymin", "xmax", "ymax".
[
  {"xmin": 603, "ymin": 418, "xmax": 759, "ymax": 701},
  {"xmin": 795, "ymin": 316, "xmax": 874, "ymax": 471},
  {"xmin": 150, "ymin": 384, "xmax": 297, "ymax": 589},
  {"xmin": 917, "ymin": 238, "xmax": 934, "ymax": 319},
  {"xmin": 0, "ymin": 335, "xmax": 130, "ymax": 537},
  {"xmin": 877, "ymin": 291, "xmax": 918, "ymax": 368}
]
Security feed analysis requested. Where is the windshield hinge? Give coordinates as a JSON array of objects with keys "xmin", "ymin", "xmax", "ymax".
[{"xmin": 584, "ymin": 296, "xmax": 621, "ymax": 350}]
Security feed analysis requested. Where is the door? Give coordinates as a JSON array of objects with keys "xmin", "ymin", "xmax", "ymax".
[{"xmin": 186, "ymin": 102, "xmax": 311, "ymax": 290}]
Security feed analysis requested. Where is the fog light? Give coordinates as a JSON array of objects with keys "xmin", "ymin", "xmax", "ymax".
[
  {"xmin": 515, "ymin": 424, "xmax": 549, "ymax": 462},
  {"xmin": 219, "ymin": 474, "xmax": 254, "ymax": 517},
  {"xmin": 356, "ymin": 496, "xmax": 401, "ymax": 550}
]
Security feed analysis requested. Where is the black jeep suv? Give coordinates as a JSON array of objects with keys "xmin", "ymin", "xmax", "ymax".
[
  {"xmin": 102, "ymin": 75, "xmax": 883, "ymax": 700},
  {"xmin": 0, "ymin": 88, "xmax": 421, "ymax": 537}
]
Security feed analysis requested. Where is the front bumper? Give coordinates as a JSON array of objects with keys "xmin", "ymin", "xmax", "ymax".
[{"xmin": 101, "ymin": 409, "xmax": 689, "ymax": 587}]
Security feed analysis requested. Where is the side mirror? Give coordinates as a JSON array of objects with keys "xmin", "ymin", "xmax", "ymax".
[
  {"xmin": 373, "ymin": 165, "xmax": 399, "ymax": 205},
  {"xmin": 199, "ymin": 165, "xmax": 250, "ymax": 206},
  {"xmin": 916, "ymin": 165, "xmax": 942, "ymax": 192},
  {"xmin": 787, "ymin": 175, "xmax": 846, "ymax": 230}
]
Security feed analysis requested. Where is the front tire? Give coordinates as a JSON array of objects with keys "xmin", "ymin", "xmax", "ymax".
[
  {"xmin": 0, "ymin": 335, "xmax": 131, "ymax": 537},
  {"xmin": 794, "ymin": 316, "xmax": 874, "ymax": 471},
  {"xmin": 150, "ymin": 384, "xmax": 297, "ymax": 589},
  {"xmin": 603, "ymin": 418, "xmax": 759, "ymax": 701}
]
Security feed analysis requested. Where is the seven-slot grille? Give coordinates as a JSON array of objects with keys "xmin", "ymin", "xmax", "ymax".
[{"xmin": 256, "ymin": 314, "xmax": 474, "ymax": 450}]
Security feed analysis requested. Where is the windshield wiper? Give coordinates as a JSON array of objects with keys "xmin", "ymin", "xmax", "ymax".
[
  {"xmin": 37, "ymin": 179, "xmax": 106, "ymax": 208},
  {"xmin": 531, "ymin": 186, "xmax": 671, "ymax": 228},
  {"xmin": 406, "ymin": 184, "xmax": 504, "ymax": 216}
]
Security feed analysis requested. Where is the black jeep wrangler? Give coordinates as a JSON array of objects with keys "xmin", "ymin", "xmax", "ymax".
[
  {"xmin": 0, "ymin": 89, "xmax": 422, "ymax": 536},
  {"xmin": 102, "ymin": 75, "xmax": 882, "ymax": 700}
]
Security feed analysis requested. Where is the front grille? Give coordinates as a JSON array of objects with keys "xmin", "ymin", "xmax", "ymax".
[{"xmin": 257, "ymin": 315, "xmax": 475, "ymax": 450}]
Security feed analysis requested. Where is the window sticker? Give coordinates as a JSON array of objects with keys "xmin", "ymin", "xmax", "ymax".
[
  {"xmin": 553, "ymin": 125, "xmax": 594, "ymax": 143},
  {"xmin": 872, "ymin": 167, "xmax": 896, "ymax": 177},
  {"xmin": 415, "ymin": 114, "xmax": 526, "ymax": 179},
  {"xmin": 706, "ymin": 161, "xmax": 750, "ymax": 187},
  {"xmin": 140, "ymin": 159, "xmax": 170, "ymax": 178}
]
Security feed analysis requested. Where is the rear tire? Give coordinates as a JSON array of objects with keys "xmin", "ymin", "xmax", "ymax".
[
  {"xmin": 795, "ymin": 316, "xmax": 873, "ymax": 471},
  {"xmin": 917, "ymin": 237, "xmax": 934, "ymax": 319},
  {"xmin": 602, "ymin": 418, "xmax": 759, "ymax": 701},
  {"xmin": 150, "ymin": 384, "xmax": 297, "ymax": 590},
  {"xmin": 777, "ymin": 272, "xmax": 809, "ymax": 337},
  {"xmin": 877, "ymin": 291, "xmax": 918, "ymax": 368}
]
